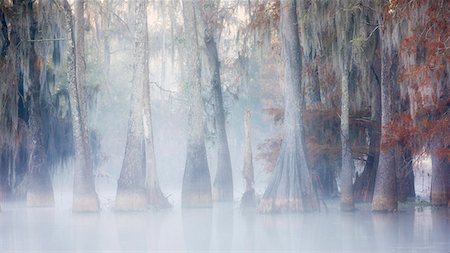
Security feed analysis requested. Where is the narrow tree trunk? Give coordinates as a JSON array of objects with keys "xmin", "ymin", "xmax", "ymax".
[
  {"xmin": 26, "ymin": 0, "xmax": 54, "ymax": 207},
  {"xmin": 169, "ymin": 0, "xmax": 176, "ymax": 67},
  {"xmin": 102, "ymin": 0, "xmax": 111, "ymax": 88},
  {"xmin": 340, "ymin": 65, "xmax": 354, "ymax": 211},
  {"xmin": 159, "ymin": 0, "xmax": 166, "ymax": 89},
  {"xmin": 258, "ymin": 0, "xmax": 319, "ymax": 213},
  {"xmin": 336, "ymin": 0, "xmax": 355, "ymax": 211},
  {"xmin": 64, "ymin": 0, "xmax": 100, "ymax": 212},
  {"xmin": 241, "ymin": 110, "xmax": 255, "ymax": 208},
  {"xmin": 115, "ymin": 0, "xmax": 149, "ymax": 211},
  {"xmin": 181, "ymin": 0, "xmax": 212, "ymax": 208},
  {"xmin": 372, "ymin": 8, "xmax": 398, "ymax": 211}
]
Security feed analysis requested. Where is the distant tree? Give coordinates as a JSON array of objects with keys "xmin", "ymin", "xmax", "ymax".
[{"xmin": 241, "ymin": 110, "xmax": 255, "ymax": 208}]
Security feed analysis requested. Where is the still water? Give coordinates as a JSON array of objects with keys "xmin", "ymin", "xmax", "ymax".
[{"xmin": 0, "ymin": 201, "xmax": 449, "ymax": 252}]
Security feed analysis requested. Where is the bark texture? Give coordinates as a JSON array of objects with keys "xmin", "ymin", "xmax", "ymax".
[
  {"xmin": 26, "ymin": 0, "xmax": 54, "ymax": 207},
  {"xmin": 115, "ymin": 0, "xmax": 149, "ymax": 211},
  {"xmin": 181, "ymin": 0, "xmax": 212, "ymax": 208},
  {"xmin": 67, "ymin": 0, "xmax": 100, "ymax": 212},
  {"xmin": 337, "ymin": 0, "xmax": 355, "ymax": 211},
  {"xmin": 258, "ymin": 0, "xmax": 319, "ymax": 213},
  {"xmin": 372, "ymin": 7, "xmax": 398, "ymax": 211},
  {"xmin": 200, "ymin": 0, "xmax": 234, "ymax": 202}
]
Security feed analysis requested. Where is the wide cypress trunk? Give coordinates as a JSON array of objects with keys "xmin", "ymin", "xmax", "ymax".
[
  {"xmin": 201, "ymin": 0, "xmax": 234, "ymax": 202},
  {"xmin": 26, "ymin": 0, "xmax": 54, "ymax": 207},
  {"xmin": 258, "ymin": 0, "xmax": 319, "ymax": 213},
  {"xmin": 64, "ymin": 0, "xmax": 99, "ymax": 212},
  {"xmin": 115, "ymin": 0, "xmax": 149, "ymax": 211},
  {"xmin": 241, "ymin": 110, "xmax": 255, "ymax": 208},
  {"xmin": 372, "ymin": 7, "xmax": 398, "ymax": 211},
  {"xmin": 181, "ymin": 0, "xmax": 212, "ymax": 208}
]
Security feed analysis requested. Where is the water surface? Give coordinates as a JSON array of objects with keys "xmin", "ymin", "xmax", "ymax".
[{"xmin": 1, "ymin": 201, "xmax": 449, "ymax": 252}]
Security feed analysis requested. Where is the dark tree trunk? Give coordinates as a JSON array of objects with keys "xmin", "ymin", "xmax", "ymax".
[
  {"xmin": 115, "ymin": 0, "xmax": 149, "ymax": 211},
  {"xmin": 397, "ymin": 148, "xmax": 415, "ymax": 202},
  {"xmin": 181, "ymin": 0, "xmax": 212, "ymax": 208},
  {"xmin": 200, "ymin": 1, "xmax": 234, "ymax": 201},
  {"xmin": 430, "ymin": 138, "xmax": 449, "ymax": 206},
  {"xmin": 372, "ymin": 8, "xmax": 398, "ymax": 211},
  {"xmin": 64, "ymin": 0, "xmax": 100, "ymax": 212},
  {"xmin": 241, "ymin": 110, "xmax": 255, "ymax": 208},
  {"xmin": 354, "ymin": 50, "xmax": 382, "ymax": 203},
  {"xmin": 26, "ymin": 0, "xmax": 54, "ymax": 207},
  {"xmin": 258, "ymin": 0, "xmax": 319, "ymax": 213}
]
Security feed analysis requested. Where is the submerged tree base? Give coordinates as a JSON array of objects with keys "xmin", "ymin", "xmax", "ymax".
[
  {"xmin": 115, "ymin": 189, "xmax": 147, "ymax": 211},
  {"xmin": 26, "ymin": 191, "xmax": 55, "ymax": 207},
  {"xmin": 372, "ymin": 196, "xmax": 397, "ymax": 212},
  {"xmin": 73, "ymin": 193, "xmax": 100, "ymax": 212},
  {"xmin": 213, "ymin": 188, "xmax": 233, "ymax": 202},
  {"xmin": 340, "ymin": 197, "xmax": 355, "ymax": 212},
  {"xmin": 258, "ymin": 198, "xmax": 318, "ymax": 213},
  {"xmin": 182, "ymin": 193, "xmax": 212, "ymax": 208},
  {"xmin": 431, "ymin": 192, "xmax": 449, "ymax": 206}
]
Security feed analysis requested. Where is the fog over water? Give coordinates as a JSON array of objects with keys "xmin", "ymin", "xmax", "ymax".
[
  {"xmin": 1, "ymin": 1, "xmax": 449, "ymax": 253},
  {"xmin": 1, "ymin": 200, "xmax": 449, "ymax": 252}
]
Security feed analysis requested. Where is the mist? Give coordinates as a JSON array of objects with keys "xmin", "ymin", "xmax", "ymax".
[{"xmin": 0, "ymin": 0, "xmax": 449, "ymax": 252}]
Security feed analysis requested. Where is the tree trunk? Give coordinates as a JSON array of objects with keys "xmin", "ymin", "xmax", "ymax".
[
  {"xmin": 65, "ymin": 0, "xmax": 100, "ymax": 212},
  {"xmin": 258, "ymin": 0, "xmax": 319, "ymax": 213},
  {"xmin": 430, "ymin": 138, "xmax": 449, "ymax": 206},
  {"xmin": 115, "ymin": 0, "xmax": 149, "ymax": 211},
  {"xmin": 181, "ymin": 0, "xmax": 212, "ymax": 208},
  {"xmin": 241, "ymin": 110, "xmax": 255, "ymax": 208},
  {"xmin": 397, "ymin": 147, "xmax": 415, "ymax": 202},
  {"xmin": 372, "ymin": 8, "xmax": 398, "ymax": 211},
  {"xmin": 340, "ymin": 65, "xmax": 354, "ymax": 211},
  {"xmin": 26, "ymin": 0, "xmax": 54, "ymax": 207},
  {"xmin": 102, "ymin": 0, "xmax": 111, "ymax": 88},
  {"xmin": 197, "ymin": 0, "xmax": 234, "ymax": 202},
  {"xmin": 337, "ymin": 1, "xmax": 355, "ymax": 211},
  {"xmin": 201, "ymin": 9, "xmax": 234, "ymax": 201}
]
